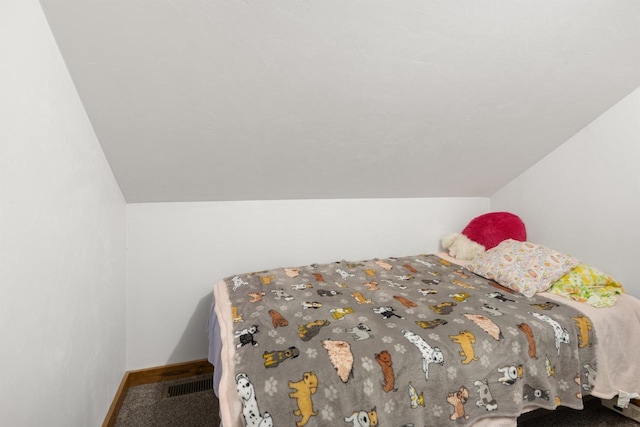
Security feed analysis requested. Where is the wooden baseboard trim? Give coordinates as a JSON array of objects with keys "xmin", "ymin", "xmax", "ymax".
[{"xmin": 102, "ymin": 359, "xmax": 214, "ymax": 427}]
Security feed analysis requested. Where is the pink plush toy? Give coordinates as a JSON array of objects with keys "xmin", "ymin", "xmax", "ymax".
[{"xmin": 442, "ymin": 212, "xmax": 526, "ymax": 260}]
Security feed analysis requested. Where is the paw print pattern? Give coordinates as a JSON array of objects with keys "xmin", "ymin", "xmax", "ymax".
[
  {"xmin": 447, "ymin": 366, "xmax": 458, "ymax": 381},
  {"xmin": 363, "ymin": 378, "xmax": 375, "ymax": 396},
  {"xmin": 264, "ymin": 377, "xmax": 278, "ymax": 396},
  {"xmin": 321, "ymin": 405, "xmax": 335, "ymax": 421},
  {"xmin": 324, "ymin": 385, "xmax": 338, "ymax": 401},
  {"xmin": 361, "ymin": 356, "xmax": 374, "ymax": 372}
]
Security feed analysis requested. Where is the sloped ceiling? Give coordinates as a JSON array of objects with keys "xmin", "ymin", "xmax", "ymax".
[{"xmin": 40, "ymin": 0, "xmax": 640, "ymax": 203}]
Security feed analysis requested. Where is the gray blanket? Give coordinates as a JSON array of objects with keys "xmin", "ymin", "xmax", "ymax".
[{"xmin": 224, "ymin": 254, "xmax": 597, "ymax": 426}]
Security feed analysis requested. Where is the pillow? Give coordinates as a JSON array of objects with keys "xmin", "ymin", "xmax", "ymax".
[
  {"xmin": 548, "ymin": 264, "xmax": 624, "ymax": 307},
  {"xmin": 466, "ymin": 239, "xmax": 580, "ymax": 297}
]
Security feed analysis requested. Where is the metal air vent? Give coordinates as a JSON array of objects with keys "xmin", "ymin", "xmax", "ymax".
[{"xmin": 162, "ymin": 375, "xmax": 213, "ymax": 399}]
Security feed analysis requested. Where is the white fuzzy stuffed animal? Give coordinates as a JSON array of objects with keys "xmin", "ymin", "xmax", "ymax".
[{"xmin": 441, "ymin": 233, "xmax": 486, "ymax": 261}]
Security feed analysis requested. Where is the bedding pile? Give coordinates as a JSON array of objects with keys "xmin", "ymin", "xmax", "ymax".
[{"xmin": 222, "ymin": 254, "xmax": 597, "ymax": 426}]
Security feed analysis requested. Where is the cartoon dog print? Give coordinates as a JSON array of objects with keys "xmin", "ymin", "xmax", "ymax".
[
  {"xmin": 330, "ymin": 307, "xmax": 354, "ymax": 320},
  {"xmin": 248, "ymin": 291, "xmax": 266, "ymax": 303},
  {"xmin": 302, "ymin": 301, "xmax": 322, "ymax": 309},
  {"xmin": 235, "ymin": 373, "xmax": 273, "ymax": 427},
  {"xmin": 498, "ymin": 364, "xmax": 523, "ymax": 385},
  {"xmin": 487, "ymin": 280, "xmax": 519, "ymax": 294},
  {"xmin": 439, "ymin": 257, "xmax": 452, "ymax": 267},
  {"xmin": 421, "ymin": 278, "xmax": 441, "ymax": 286},
  {"xmin": 373, "ymin": 306, "xmax": 405, "ymax": 320},
  {"xmin": 530, "ymin": 312, "xmax": 569, "ymax": 355},
  {"xmin": 381, "ymin": 280, "xmax": 407, "ymax": 290},
  {"xmin": 284, "ymin": 268, "xmax": 299, "ymax": 278},
  {"xmin": 336, "ymin": 268, "xmax": 355, "ymax": 280},
  {"xmin": 449, "ymin": 331, "xmax": 478, "ymax": 364},
  {"xmin": 393, "ymin": 295, "xmax": 417, "ymax": 308},
  {"xmin": 480, "ymin": 304, "xmax": 504, "ymax": 317},
  {"xmin": 375, "ymin": 350, "xmax": 397, "ymax": 393},
  {"xmin": 545, "ymin": 355, "xmax": 556, "ymax": 378},
  {"xmin": 363, "ymin": 281, "xmax": 379, "ymax": 290},
  {"xmin": 395, "ymin": 274, "xmax": 414, "ymax": 281},
  {"xmin": 352, "ymin": 292, "xmax": 373, "ymax": 304},
  {"xmin": 408, "ymin": 382, "xmax": 425, "ymax": 408},
  {"xmin": 317, "ymin": 289, "xmax": 341, "ymax": 297},
  {"xmin": 344, "ymin": 407, "xmax": 378, "ymax": 427},
  {"xmin": 418, "ymin": 288, "xmax": 438, "ymax": 296},
  {"xmin": 449, "ymin": 292, "xmax": 470, "ymax": 302},
  {"xmin": 523, "ymin": 384, "xmax": 551, "ymax": 402},
  {"xmin": 313, "ymin": 273, "xmax": 325, "ymax": 282},
  {"xmin": 453, "ymin": 279, "xmax": 476, "ymax": 289},
  {"xmin": 582, "ymin": 363, "xmax": 597, "ymax": 392},
  {"xmin": 271, "ymin": 289, "xmax": 294, "ymax": 301},
  {"xmin": 447, "ymin": 386, "xmax": 470, "ymax": 421},
  {"xmin": 268, "ymin": 309, "xmax": 288, "ymax": 328},
  {"xmin": 375, "ymin": 260, "xmax": 393, "ymax": 270},
  {"xmin": 574, "ymin": 373, "xmax": 582, "ymax": 399},
  {"xmin": 263, "ymin": 346, "xmax": 300, "ymax": 368},
  {"xmin": 290, "ymin": 283, "xmax": 312, "ymax": 290},
  {"xmin": 474, "ymin": 379, "xmax": 498, "ymax": 412},
  {"xmin": 335, "ymin": 281, "xmax": 349, "ymax": 289},
  {"xmin": 429, "ymin": 301, "xmax": 456, "ymax": 315},
  {"xmin": 415, "ymin": 319, "xmax": 448, "ymax": 329},
  {"xmin": 362, "ymin": 269, "xmax": 377, "ymax": 277},
  {"xmin": 414, "ymin": 258, "xmax": 436, "ymax": 268},
  {"xmin": 518, "ymin": 323, "xmax": 538, "ymax": 359},
  {"xmin": 232, "ymin": 306, "xmax": 244, "ymax": 323},
  {"xmin": 402, "ymin": 263, "xmax": 418, "ymax": 274},
  {"xmin": 231, "ymin": 275, "xmax": 249, "ymax": 292},
  {"xmin": 322, "ymin": 339, "xmax": 354, "ymax": 383},
  {"xmin": 530, "ymin": 301, "xmax": 559, "ymax": 310},
  {"xmin": 452, "ymin": 269, "xmax": 470, "ymax": 279},
  {"xmin": 298, "ymin": 320, "xmax": 330, "ymax": 342},
  {"xmin": 403, "ymin": 263, "xmax": 418, "ymax": 273},
  {"xmin": 572, "ymin": 316, "xmax": 593, "ymax": 348},
  {"xmin": 402, "ymin": 330, "xmax": 444, "ymax": 381},
  {"xmin": 259, "ymin": 275, "xmax": 276, "ymax": 285},
  {"xmin": 289, "ymin": 371, "xmax": 319, "ymax": 427},
  {"xmin": 235, "ymin": 325, "xmax": 260, "ymax": 348},
  {"xmin": 345, "ymin": 323, "xmax": 373, "ymax": 341},
  {"xmin": 487, "ymin": 291, "xmax": 516, "ymax": 303},
  {"xmin": 462, "ymin": 314, "xmax": 502, "ymax": 340}
]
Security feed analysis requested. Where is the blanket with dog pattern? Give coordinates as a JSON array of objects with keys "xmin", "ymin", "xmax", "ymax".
[{"xmin": 224, "ymin": 254, "xmax": 597, "ymax": 427}]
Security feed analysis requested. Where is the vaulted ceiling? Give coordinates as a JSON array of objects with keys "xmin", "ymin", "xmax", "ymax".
[{"xmin": 40, "ymin": 0, "xmax": 640, "ymax": 202}]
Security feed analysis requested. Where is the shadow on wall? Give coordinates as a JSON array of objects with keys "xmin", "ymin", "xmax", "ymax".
[{"xmin": 167, "ymin": 293, "xmax": 213, "ymax": 365}]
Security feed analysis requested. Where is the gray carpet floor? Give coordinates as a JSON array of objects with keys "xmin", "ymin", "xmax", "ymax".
[
  {"xmin": 115, "ymin": 376, "xmax": 637, "ymax": 427},
  {"xmin": 115, "ymin": 374, "xmax": 220, "ymax": 427}
]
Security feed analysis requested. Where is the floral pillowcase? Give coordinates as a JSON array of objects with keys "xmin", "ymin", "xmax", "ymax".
[
  {"xmin": 548, "ymin": 264, "xmax": 624, "ymax": 307},
  {"xmin": 467, "ymin": 239, "xmax": 580, "ymax": 298}
]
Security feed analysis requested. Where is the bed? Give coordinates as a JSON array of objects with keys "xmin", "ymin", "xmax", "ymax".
[{"xmin": 208, "ymin": 245, "xmax": 640, "ymax": 427}]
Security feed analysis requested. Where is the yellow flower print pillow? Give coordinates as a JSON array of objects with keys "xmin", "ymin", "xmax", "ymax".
[{"xmin": 549, "ymin": 264, "xmax": 624, "ymax": 307}]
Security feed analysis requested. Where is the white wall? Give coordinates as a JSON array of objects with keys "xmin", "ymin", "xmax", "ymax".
[
  {"xmin": 126, "ymin": 197, "xmax": 488, "ymax": 369},
  {"xmin": 491, "ymin": 86, "xmax": 640, "ymax": 297},
  {"xmin": 0, "ymin": 1, "xmax": 127, "ymax": 426}
]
